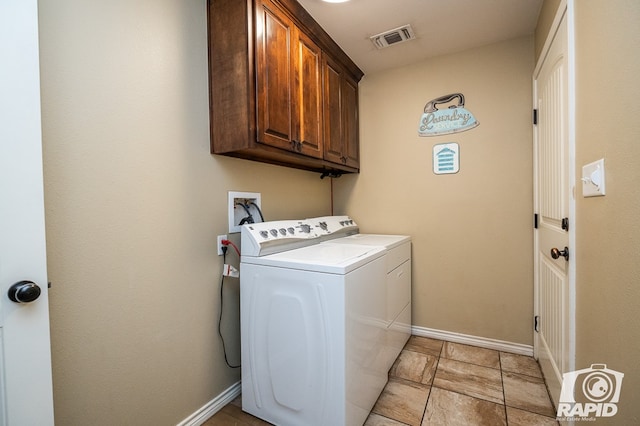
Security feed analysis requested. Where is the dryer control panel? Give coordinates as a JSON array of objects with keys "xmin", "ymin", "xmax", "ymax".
[{"xmin": 241, "ymin": 216, "xmax": 358, "ymax": 257}]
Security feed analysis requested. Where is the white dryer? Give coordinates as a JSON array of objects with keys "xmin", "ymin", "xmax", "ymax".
[
  {"xmin": 240, "ymin": 216, "xmax": 389, "ymax": 426},
  {"xmin": 326, "ymin": 234, "xmax": 412, "ymax": 370}
]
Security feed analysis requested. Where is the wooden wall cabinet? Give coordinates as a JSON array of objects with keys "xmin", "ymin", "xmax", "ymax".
[
  {"xmin": 207, "ymin": 0, "xmax": 364, "ymax": 175},
  {"xmin": 323, "ymin": 55, "xmax": 359, "ymax": 169}
]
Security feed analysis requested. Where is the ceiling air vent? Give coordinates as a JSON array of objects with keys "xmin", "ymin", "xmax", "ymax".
[{"xmin": 370, "ymin": 24, "xmax": 416, "ymax": 49}]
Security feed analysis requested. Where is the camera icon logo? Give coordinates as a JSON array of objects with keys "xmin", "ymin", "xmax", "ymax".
[{"xmin": 557, "ymin": 364, "xmax": 624, "ymax": 419}]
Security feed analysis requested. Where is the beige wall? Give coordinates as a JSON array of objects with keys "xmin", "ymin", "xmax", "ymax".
[
  {"xmin": 572, "ymin": 0, "xmax": 640, "ymax": 423},
  {"xmin": 38, "ymin": 0, "xmax": 331, "ymax": 424},
  {"xmin": 334, "ymin": 37, "xmax": 535, "ymax": 345}
]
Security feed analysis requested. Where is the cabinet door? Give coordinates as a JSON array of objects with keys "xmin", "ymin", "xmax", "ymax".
[
  {"xmin": 294, "ymin": 28, "xmax": 323, "ymax": 158},
  {"xmin": 341, "ymin": 74, "xmax": 359, "ymax": 168},
  {"xmin": 255, "ymin": 0, "xmax": 296, "ymax": 151},
  {"xmin": 322, "ymin": 55, "xmax": 344, "ymax": 164},
  {"xmin": 322, "ymin": 55, "xmax": 360, "ymax": 168}
]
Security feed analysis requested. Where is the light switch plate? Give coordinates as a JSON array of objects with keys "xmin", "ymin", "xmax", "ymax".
[{"xmin": 582, "ymin": 158, "xmax": 606, "ymax": 197}]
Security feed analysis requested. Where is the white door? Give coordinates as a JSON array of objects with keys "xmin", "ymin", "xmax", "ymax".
[
  {"xmin": 0, "ymin": 0, "xmax": 55, "ymax": 424},
  {"xmin": 533, "ymin": 6, "xmax": 575, "ymax": 406}
]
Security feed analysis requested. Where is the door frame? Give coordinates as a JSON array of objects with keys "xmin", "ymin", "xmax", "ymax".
[
  {"xmin": 0, "ymin": 0, "xmax": 55, "ymax": 424},
  {"xmin": 532, "ymin": 0, "xmax": 576, "ymax": 404}
]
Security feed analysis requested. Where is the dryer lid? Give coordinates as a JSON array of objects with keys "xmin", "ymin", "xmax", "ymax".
[{"xmin": 328, "ymin": 234, "xmax": 411, "ymax": 249}]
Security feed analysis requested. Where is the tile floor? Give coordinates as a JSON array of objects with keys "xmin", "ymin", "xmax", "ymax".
[{"xmin": 203, "ymin": 336, "xmax": 559, "ymax": 426}]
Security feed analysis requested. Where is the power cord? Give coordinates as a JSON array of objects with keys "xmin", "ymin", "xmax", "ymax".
[
  {"xmin": 235, "ymin": 200, "xmax": 265, "ymax": 225},
  {"xmin": 221, "ymin": 239, "xmax": 240, "ymax": 257},
  {"xmin": 218, "ymin": 245, "xmax": 240, "ymax": 369},
  {"xmin": 236, "ymin": 202, "xmax": 254, "ymax": 225},
  {"xmin": 248, "ymin": 202, "xmax": 265, "ymax": 222}
]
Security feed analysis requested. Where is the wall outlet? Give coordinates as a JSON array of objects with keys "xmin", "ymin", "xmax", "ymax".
[
  {"xmin": 228, "ymin": 191, "xmax": 262, "ymax": 233},
  {"xmin": 217, "ymin": 234, "xmax": 227, "ymax": 256}
]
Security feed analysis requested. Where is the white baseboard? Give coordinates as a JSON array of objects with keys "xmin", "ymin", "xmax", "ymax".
[
  {"xmin": 412, "ymin": 325, "xmax": 534, "ymax": 357},
  {"xmin": 176, "ymin": 381, "xmax": 241, "ymax": 426}
]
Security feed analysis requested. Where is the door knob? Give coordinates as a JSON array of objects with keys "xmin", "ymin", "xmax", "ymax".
[
  {"xmin": 550, "ymin": 247, "xmax": 569, "ymax": 261},
  {"xmin": 8, "ymin": 280, "xmax": 42, "ymax": 303}
]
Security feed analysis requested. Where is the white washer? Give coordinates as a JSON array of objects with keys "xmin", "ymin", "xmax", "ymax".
[
  {"xmin": 240, "ymin": 216, "xmax": 388, "ymax": 426},
  {"xmin": 326, "ymin": 234, "xmax": 412, "ymax": 369}
]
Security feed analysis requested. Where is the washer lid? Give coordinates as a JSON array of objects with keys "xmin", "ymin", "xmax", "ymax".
[{"xmin": 242, "ymin": 243, "xmax": 384, "ymax": 274}]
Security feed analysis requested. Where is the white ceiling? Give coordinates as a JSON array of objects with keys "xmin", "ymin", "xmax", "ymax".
[{"xmin": 297, "ymin": 0, "xmax": 543, "ymax": 75}]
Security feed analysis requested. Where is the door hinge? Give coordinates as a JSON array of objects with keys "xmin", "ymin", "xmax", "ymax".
[
  {"xmin": 561, "ymin": 217, "xmax": 569, "ymax": 231},
  {"xmin": 534, "ymin": 315, "xmax": 540, "ymax": 333},
  {"xmin": 533, "ymin": 109, "xmax": 538, "ymax": 125},
  {"xmin": 534, "ymin": 213, "xmax": 538, "ymax": 229}
]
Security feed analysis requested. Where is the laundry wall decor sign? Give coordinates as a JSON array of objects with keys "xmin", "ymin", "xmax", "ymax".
[
  {"xmin": 433, "ymin": 143, "xmax": 459, "ymax": 175},
  {"xmin": 418, "ymin": 93, "xmax": 479, "ymax": 136}
]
